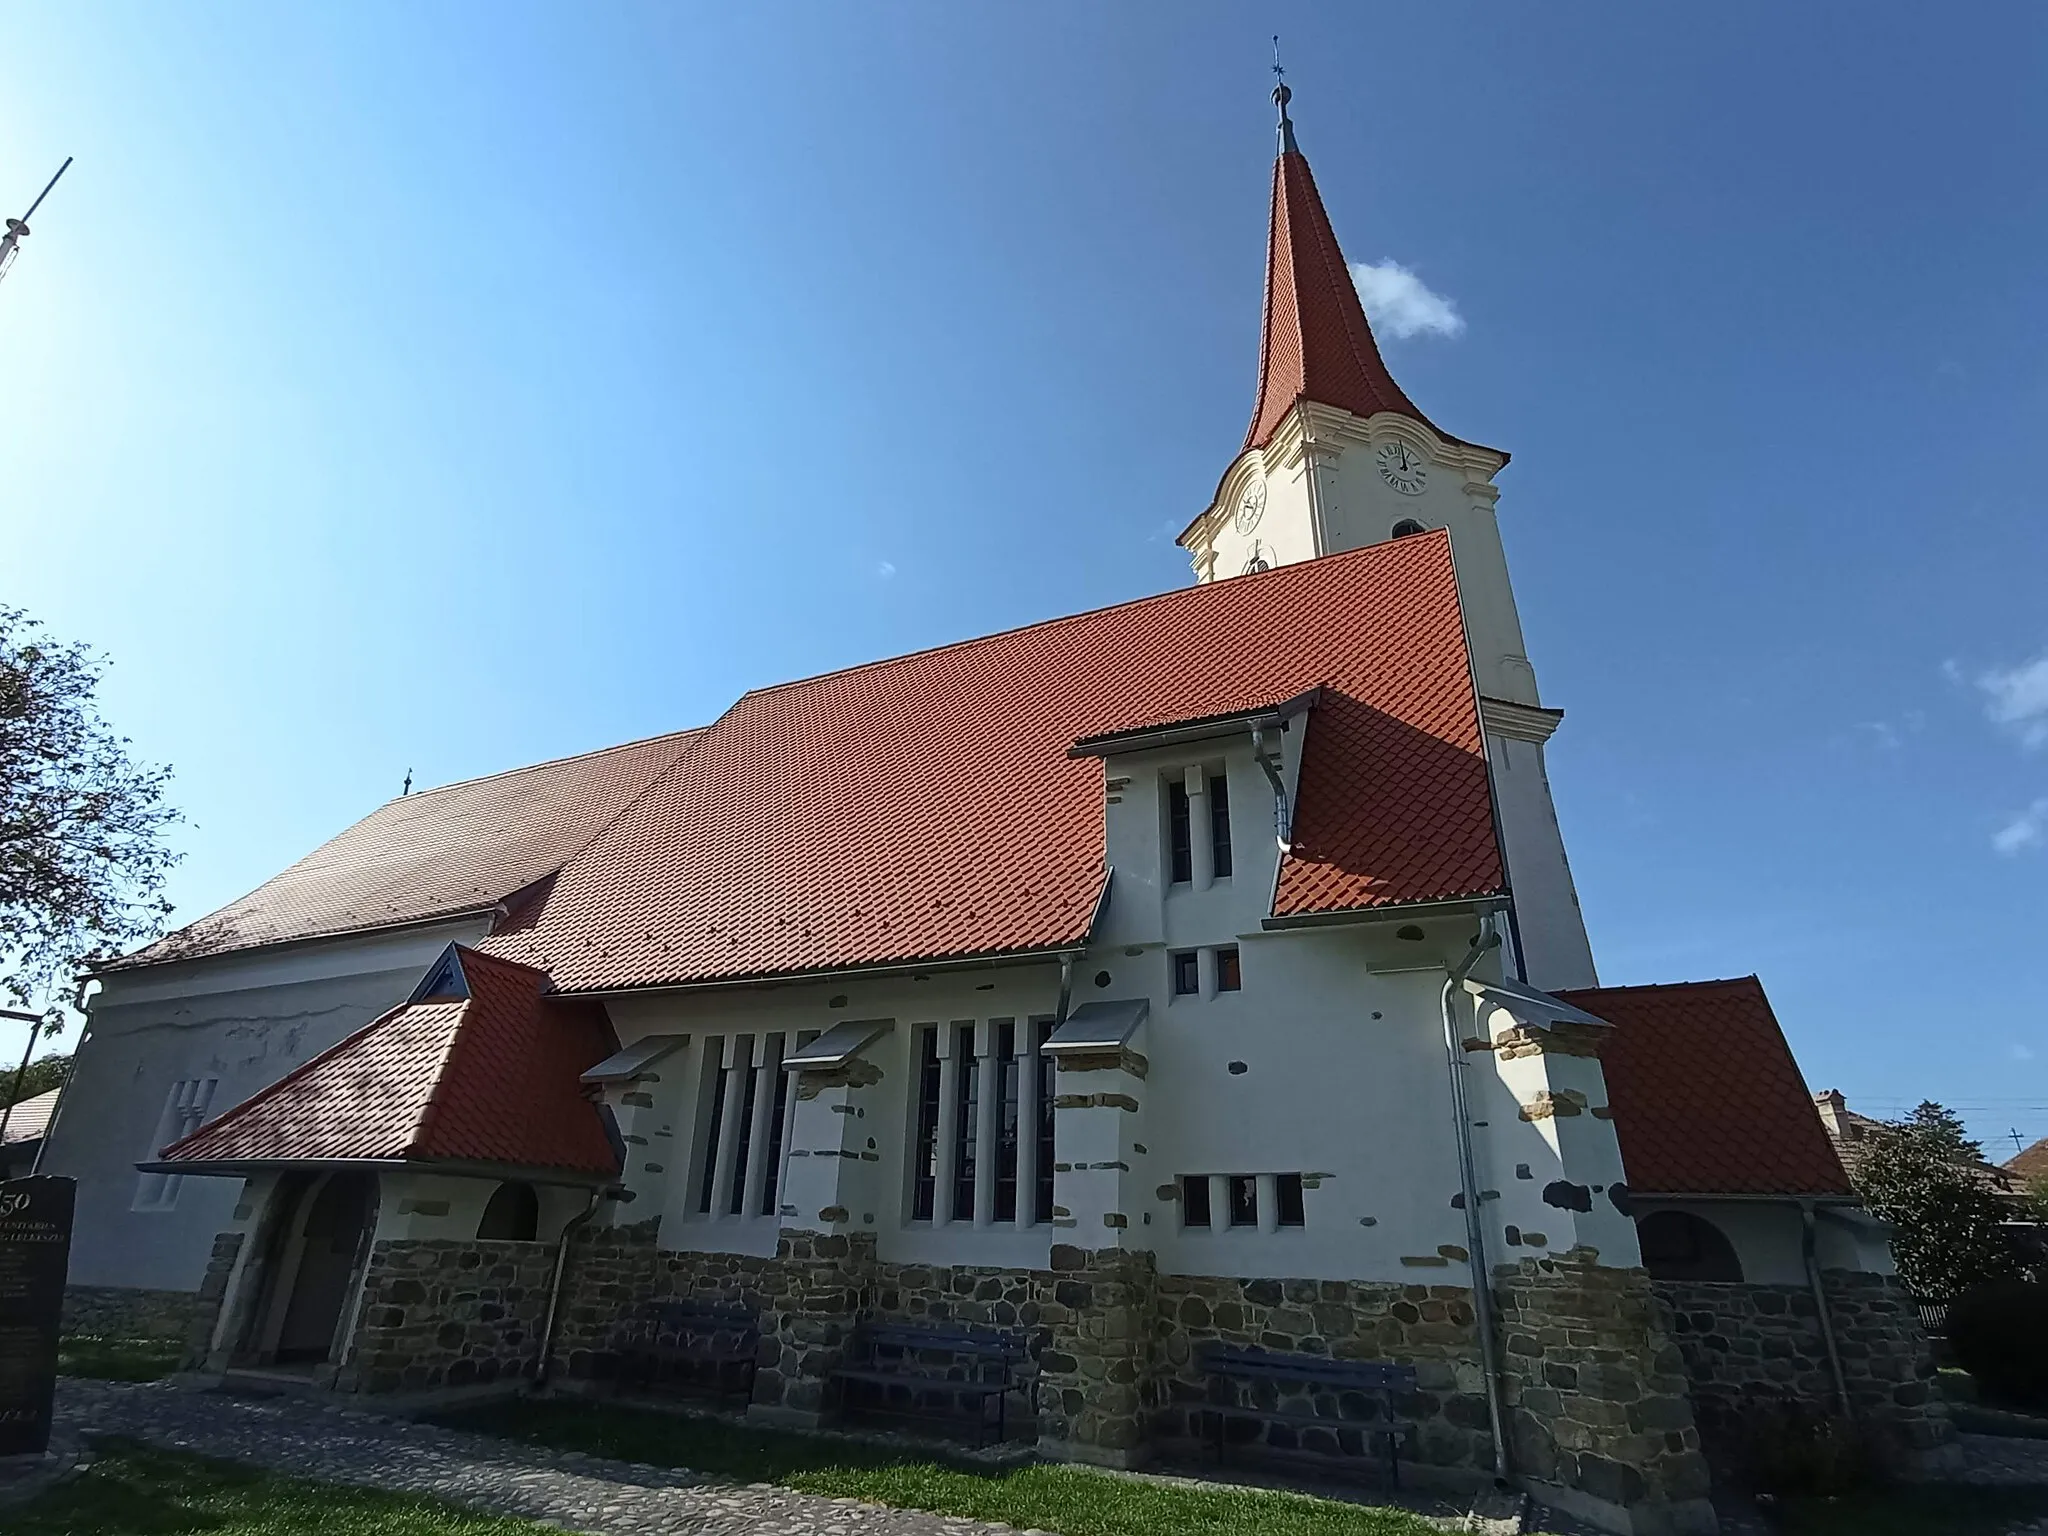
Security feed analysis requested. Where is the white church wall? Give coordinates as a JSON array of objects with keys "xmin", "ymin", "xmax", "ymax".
[
  {"xmin": 44, "ymin": 918, "xmax": 488, "ymax": 1293},
  {"xmin": 1486, "ymin": 732, "xmax": 1598, "ymax": 991}
]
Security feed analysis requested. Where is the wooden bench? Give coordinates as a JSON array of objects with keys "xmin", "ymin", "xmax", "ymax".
[
  {"xmin": 1195, "ymin": 1344, "xmax": 1417, "ymax": 1486},
  {"xmin": 609, "ymin": 1298, "xmax": 760, "ymax": 1403},
  {"xmin": 831, "ymin": 1321, "xmax": 1028, "ymax": 1445}
]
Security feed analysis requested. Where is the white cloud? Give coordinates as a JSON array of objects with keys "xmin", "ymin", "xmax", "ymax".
[
  {"xmin": 1993, "ymin": 798, "xmax": 2048, "ymax": 856},
  {"xmin": 1978, "ymin": 654, "xmax": 2048, "ymax": 747},
  {"xmin": 1349, "ymin": 260, "xmax": 1465, "ymax": 341},
  {"xmin": 874, "ymin": 560, "xmax": 897, "ymax": 579}
]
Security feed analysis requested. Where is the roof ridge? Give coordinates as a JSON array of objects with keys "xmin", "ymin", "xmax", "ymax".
[
  {"xmin": 397, "ymin": 726, "xmax": 703, "ymax": 802},
  {"xmin": 1560, "ymin": 975, "xmax": 1761, "ymax": 996},
  {"xmin": 734, "ymin": 534, "xmax": 1446, "ymax": 707}
]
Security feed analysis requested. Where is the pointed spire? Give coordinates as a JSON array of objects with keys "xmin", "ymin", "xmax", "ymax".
[{"xmin": 1241, "ymin": 85, "xmax": 1455, "ymax": 452}]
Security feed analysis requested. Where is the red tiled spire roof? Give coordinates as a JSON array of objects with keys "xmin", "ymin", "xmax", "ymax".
[
  {"xmin": 158, "ymin": 946, "xmax": 619, "ymax": 1178},
  {"xmin": 1242, "ymin": 88, "xmax": 1463, "ymax": 452},
  {"xmin": 1562, "ymin": 977, "xmax": 1855, "ymax": 1199}
]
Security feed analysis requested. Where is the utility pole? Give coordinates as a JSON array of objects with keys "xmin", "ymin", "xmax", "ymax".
[{"xmin": 0, "ymin": 158, "xmax": 74, "ymax": 290}]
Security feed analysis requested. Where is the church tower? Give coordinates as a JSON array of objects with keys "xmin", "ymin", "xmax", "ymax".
[{"xmin": 1182, "ymin": 82, "xmax": 1598, "ymax": 989}]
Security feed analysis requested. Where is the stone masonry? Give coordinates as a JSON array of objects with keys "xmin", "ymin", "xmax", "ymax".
[
  {"xmin": 182, "ymin": 1232, "xmax": 245, "ymax": 1367},
  {"xmin": 1654, "ymin": 1271, "xmax": 1959, "ymax": 1475},
  {"xmin": 1496, "ymin": 1252, "xmax": 1715, "ymax": 1534},
  {"xmin": 338, "ymin": 1237, "xmax": 559, "ymax": 1394}
]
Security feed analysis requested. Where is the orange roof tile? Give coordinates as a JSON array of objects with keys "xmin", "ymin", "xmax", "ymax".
[
  {"xmin": 115, "ymin": 731, "xmax": 699, "ymax": 970},
  {"xmin": 1242, "ymin": 121, "xmax": 1475, "ymax": 453},
  {"xmin": 484, "ymin": 532, "xmax": 1504, "ymax": 992},
  {"xmin": 159, "ymin": 946, "xmax": 618, "ymax": 1177},
  {"xmin": 1561, "ymin": 976, "xmax": 1855, "ymax": 1199}
]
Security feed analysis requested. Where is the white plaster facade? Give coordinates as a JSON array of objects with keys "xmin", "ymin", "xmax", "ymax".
[
  {"xmin": 1181, "ymin": 402, "xmax": 1597, "ymax": 991},
  {"xmin": 40, "ymin": 917, "xmax": 488, "ymax": 1292}
]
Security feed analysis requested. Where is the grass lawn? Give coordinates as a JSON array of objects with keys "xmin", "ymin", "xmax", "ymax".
[
  {"xmin": 438, "ymin": 1396, "xmax": 1439, "ymax": 1536},
  {"xmin": 8, "ymin": 1440, "xmax": 550, "ymax": 1535},
  {"xmin": 1774, "ymin": 1484, "xmax": 2048, "ymax": 1536},
  {"xmin": 58, "ymin": 1334, "xmax": 185, "ymax": 1382}
]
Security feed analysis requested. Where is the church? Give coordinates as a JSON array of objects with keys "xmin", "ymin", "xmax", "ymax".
[{"xmin": 36, "ymin": 83, "xmax": 1953, "ymax": 1534}]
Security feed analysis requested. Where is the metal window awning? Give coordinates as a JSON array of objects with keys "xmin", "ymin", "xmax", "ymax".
[
  {"xmin": 782, "ymin": 1018, "xmax": 893, "ymax": 1071},
  {"xmin": 581, "ymin": 1034, "xmax": 690, "ymax": 1086},
  {"xmin": 1462, "ymin": 977, "xmax": 1612, "ymax": 1032},
  {"xmin": 1040, "ymin": 998, "xmax": 1149, "ymax": 1054}
]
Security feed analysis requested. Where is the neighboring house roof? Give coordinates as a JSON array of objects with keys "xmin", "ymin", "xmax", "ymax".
[
  {"xmin": 1241, "ymin": 112, "xmax": 1477, "ymax": 454},
  {"xmin": 1, "ymin": 1087, "xmax": 59, "ymax": 1145},
  {"xmin": 1561, "ymin": 976, "xmax": 1855, "ymax": 1199},
  {"xmin": 2009, "ymin": 1137, "xmax": 2048, "ymax": 1186},
  {"xmin": 483, "ymin": 531, "xmax": 1503, "ymax": 993},
  {"xmin": 114, "ymin": 731, "xmax": 699, "ymax": 970},
  {"xmin": 157, "ymin": 946, "xmax": 619, "ymax": 1178},
  {"xmin": 1816, "ymin": 1088, "xmax": 2014, "ymax": 1194}
]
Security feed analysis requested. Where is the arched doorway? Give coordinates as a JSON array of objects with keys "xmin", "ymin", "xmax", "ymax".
[
  {"xmin": 1637, "ymin": 1209, "xmax": 1744, "ymax": 1282},
  {"xmin": 274, "ymin": 1173, "xmax": 377, "ymax": 1364}
]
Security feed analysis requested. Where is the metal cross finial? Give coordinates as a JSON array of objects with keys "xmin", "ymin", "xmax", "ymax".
[
  {"xmin": 402, "ymin": 768, "xmax": 413, "ymax": 796},
  {"xmin": 1270, "ymin": 35, "xmax": 1297, "ymax": 154}
]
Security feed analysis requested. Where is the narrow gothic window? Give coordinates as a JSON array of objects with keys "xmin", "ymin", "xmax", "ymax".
[
  {"xmin": 951, "ymin": 1023, "xmax": 979, "ymax": 1221},
  {"xmin": 1034, "ymin": 1018, "xmax": 1056, "ymax": 1223},
  {"xmin": 911, "ymin": 1026, "xmax": 941, "ymax": 1222},
  {"xmin": 696, "ymin": 1057, "xmax": 728, "ymax": 1214},
  {"xmin": 994, "ymin": 1021, "xmax": 1020, "ymax": 1223},
  {"xmin": 726, "ymin": 1049, "xmax": 760, "ymax": 1215},
  {"xmin": 1167, "ymin": 780, "xmax": 1193, "ymax": 883},
  {"xmin": 1209, "ymin": 773, "xmax": 1232, "ymax": 877}
]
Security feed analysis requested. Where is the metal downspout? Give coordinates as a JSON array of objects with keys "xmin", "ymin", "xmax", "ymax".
[
  {"xmin": 534, "ymin": 1185, "xmax": 625, "ymax": 1390},
  {"xmin": 1800, "ymin": 1199, "xmax": 1853, "ymax": 1419},
  {"xmin": 1441, "ymin": 915, "xmax": 1512, "ymax": 1482}
]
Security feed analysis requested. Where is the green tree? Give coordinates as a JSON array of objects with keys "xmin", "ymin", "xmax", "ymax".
[
  {"xmin": 4, "ymin": 1049, "xmax": 69, "ymax": 1105},
  {"xmin": 1853, "ymin": 1101, "xmax": 2020, "ymax": 1301},
  {"xmin": 1, "ymin": 605, "xmax": 180, "ymax": 1035}
]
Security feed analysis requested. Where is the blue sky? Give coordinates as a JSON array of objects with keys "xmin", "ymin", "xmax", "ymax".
[{"xmin": 4, "ymin": 4, "xmax": 2046, "ymax": 1151}]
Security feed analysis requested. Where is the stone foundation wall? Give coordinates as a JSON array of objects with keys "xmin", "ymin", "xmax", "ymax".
[
  {"xmin": 63, "ymin": 1284, "xmax": 200, "ymax": 1341},
  {"xmin": 1496, "ymin": 1253, "xmax": 1713, "ymax": 1532},
  {"xmin": 339, "ymin": 1237, "xmax": 559, "ymax": 1394},
  {"xmin": 1148, "ymin": 1272, "xmax": 1494, "ymax": 1473},
  {"xmin": 1654, "ymin": 1271, "xmax": 1957, "ymax": 1471}
]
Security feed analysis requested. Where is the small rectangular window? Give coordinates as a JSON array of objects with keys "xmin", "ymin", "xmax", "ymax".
[
  {"xmin": 1277, "ymin": 1173, "xmax": 1306, "ymax": 1228},
  {"xmin": 1033, "ymin": 1018, "xmax": 1057, "ymax": 1224},
  {"xmin": 1209, "ymin": 773, "xmax": 1232, "ymax": 878},
  {"xmin": 994, "ymin": 1021, "xmax": 1020, "ymax": 1223},
  {"xmin": 696, "ymin": 1058, "xmax": 728, "ymax": 1215},
  {"xmin": 1167, "ymin": 779, "xmax": 1193, "ymax": 884},
  {"xmin": 1171, "ymin": 950, "xmax": 1200, "ymax": 996},
  {"xmin": 1215, "ymin": 946, "xmax": 1242, "ymax": 992},
  {"xmin": 1227, "ymin": 1174, "xmax": 1258, "ymax": 1228},
  {"xmin": 758, "ymin": 1041, "xmax": 791, "ymax": 1217},
  {"xmin": 1183, "ymin": 1175, "xmax": 1212, "ymax": 1228}
]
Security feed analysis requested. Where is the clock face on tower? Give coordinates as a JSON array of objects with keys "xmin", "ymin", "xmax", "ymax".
[
  {"xmin": 1234, "ymin": 479, "xmax": 1266, "ymax": 535},
  {"xmin": 1376, "ymin": 441, "xmax": 1428, "ymax": 496}
]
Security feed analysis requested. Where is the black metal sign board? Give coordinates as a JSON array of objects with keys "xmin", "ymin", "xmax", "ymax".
[{"xmin": 0, "ymin": 1176, "xmax": 74, "ymax": 1457}]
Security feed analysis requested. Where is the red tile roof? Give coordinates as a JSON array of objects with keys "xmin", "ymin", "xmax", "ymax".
[
  {"xmin": 1561, "ymin": 977, "xmax": 1854, "ymax": 1199},
  {"xmin": 484, "ymin": 532, "xmax": 1504, "ymax": 993},
  {"xmin": 1243, "ymin": 137, "xmax": 1476, "ymax": 453},
  {"xmin": 114, "ymin": 732, "xmax": 699, "ymax": 971},
  {"xmin": 159, "ymin": 946, "xmax": 619, "ymax": 1177}
]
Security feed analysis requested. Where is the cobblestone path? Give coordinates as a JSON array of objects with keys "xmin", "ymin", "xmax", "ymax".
[{"xmin": 55, "ymin": 1379, "xmax": 1030, "ymax": 1536}]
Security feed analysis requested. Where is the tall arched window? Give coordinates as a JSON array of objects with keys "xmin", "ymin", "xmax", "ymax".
[
  {"xmin": 477, "ymin": 1181, "xmax": 539, "ymax": 1242},
  {"xmin": 1637, "ymin": 1210, "xmax": 1743, "ymax": 1282}
]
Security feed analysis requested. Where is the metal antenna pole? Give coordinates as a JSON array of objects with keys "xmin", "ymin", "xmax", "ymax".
[{"xmin": 0, "ymin": 157, "xmax": 74, "ymax": 289}]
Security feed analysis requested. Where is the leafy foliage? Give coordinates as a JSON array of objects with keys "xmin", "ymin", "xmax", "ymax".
[
  {"xmin": 5, "ymin": 1048, "xmax": 69, "ymax": 1104},
  {"xmin": 1948, "ymin": 1278, "xmax": 2048, "ymax": 1408},
  {"xmin": 0, "ymin": 605, "xmax": 180, "ymax": 1027},
  {"xmin": 1851, "ymin": 1101, "xmax": 2020, "ymax": 1301}
]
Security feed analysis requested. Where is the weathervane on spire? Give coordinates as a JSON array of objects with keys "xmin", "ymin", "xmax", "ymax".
[{"xmin": 1270, "ymin": 35, "xmax": 1297, "ymax": 154}]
